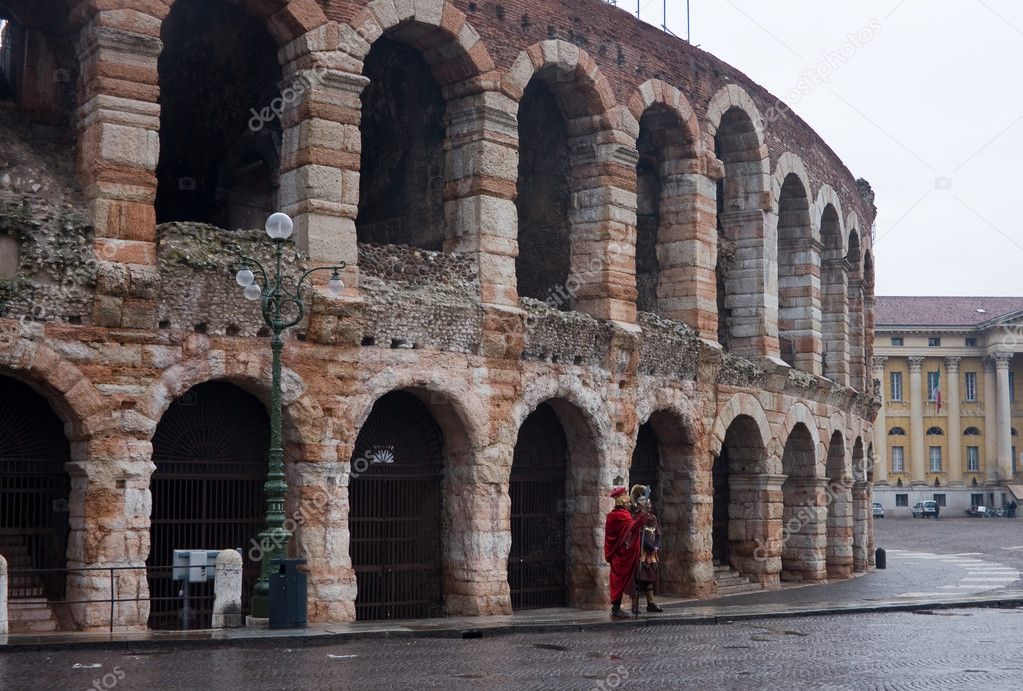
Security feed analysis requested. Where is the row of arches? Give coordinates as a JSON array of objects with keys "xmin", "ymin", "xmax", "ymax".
[
  {"xmin": 4, "ymin": 0, "xmax": 874, "ymax": 387},
  {"xmin": 1, "ymin": 368, "xmax": 872, "ymax": 628}
]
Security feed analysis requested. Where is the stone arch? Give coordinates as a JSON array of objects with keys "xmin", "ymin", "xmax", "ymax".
[
  {"xmin": 771, "ymin": 153, "xmax": 811, "ymax": 215},
  {"xmin": 707, "ymin": 84, "xmax": 772, "ymax": 357},
  {"xmin": 780, "ymin": 421, "xmax": 826, "ymax": 582},
  {"xmin": 628, "ymin": 79, "xmax": 701, "ymax": 146},
  {"xmin": 811, "ymin": 185, "xmax": 846, "ymax": 252},
  {"xmin": 710, "ymin": 392, "xmax": 772, "ymax": 458},
  {"xmin": 506, "ymin": 40, "xmax": 635, "ymax": 321},
  {"xmin": 779, "ymin": 402, "xmax": 823, "ymax": 472},
  {"xmin": 817, "ymin": 191, "xmax": 849, "ymax": 385}
]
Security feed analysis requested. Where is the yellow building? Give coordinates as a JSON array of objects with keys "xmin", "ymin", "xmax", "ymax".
[{"xmin": 873, "ymin": 297, "xmax": 1023, "ymax": 514}]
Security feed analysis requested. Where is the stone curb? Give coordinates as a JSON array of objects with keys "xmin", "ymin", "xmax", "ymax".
[{"xmin": 2, "ymin": 595, "xmax": 1021, "ymax": 654}]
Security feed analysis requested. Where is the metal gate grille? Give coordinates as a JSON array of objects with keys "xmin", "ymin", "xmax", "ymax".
[
  {"xmin": 629, "ymin": 423, "xmax": 660, "ymax": 502},
  {"xmin": 509, "ymin": 403, "xmax": 567, "ymax": 610},
  {"xmin": 148, "ymin": 382, "xmax": 268, "ymax": 629},
  {"xmin": 350, "ymin": 391, "xmax": 444, "ymax": 621},
  {"xmin": 0, "ymin": 376, "xmax": 70, "ymax": 601}
]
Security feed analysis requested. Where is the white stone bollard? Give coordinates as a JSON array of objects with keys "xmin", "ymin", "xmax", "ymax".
[
  {"xmin": 211, "ymin": 550, "xmax": 243, "ymax": 629},
  {"xmin": 0, "ymin": 554, "xmax": 7, "ymax": 635}
]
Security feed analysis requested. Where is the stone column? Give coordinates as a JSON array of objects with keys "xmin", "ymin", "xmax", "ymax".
[
  {"xmin": 995, "ymin": 352, "xmax": 1014, "ymax": 481},
  {"xmin": 945, "ymin": 356, "xmax": 963, "ymax": 484},
  {"xmin": 872, "ymin": 356, "xmax": 888, "ymax": 484},
  {"xmin": 908, "ymin": 356, "xmax": 926, "ymax": 484},
  {"xmin": 729, "ymin": 473, "xmax": 784, "ymax": 587},
  {"xmin": 852, "ymin": 480, "xmax": 870, "ymax": 571},
  {"xmin": 848, "ymin": 282, "xmax": 866, "ymax": 391},
  {"xmin": 821, "ymin": 257, "xmax": 850, "ymax": 386},
  {"xmin": 656, "ymin": 155, "xmax": 722, "ymax": 340},
  {"xmin": 74, "ymin": 9, "xmax": 163, "ymax": 328},
  {"xmin": 444, "ymin": 90, "xmax": 520, "ymax": 307},
  {"xmin": 826, "ymin": 474, "xmax": 854, "ymax": 579},
  {"xmin": 719, "ymin": 209, "xmax": 777, "ymax": 358},
  {"xmin": 984, "ymin": 357, "xmax": 999, "ymax": 482},
  {"xmin": 64, "ymin": 435, "xmax": 155, "ymax": 632},
  {"xmin": 780, "ymin": 478, "xmax": 828, "ymax": 583}
]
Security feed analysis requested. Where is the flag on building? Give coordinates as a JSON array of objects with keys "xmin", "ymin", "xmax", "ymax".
[{"xmin": 932, "ymin": 367, "xmax": 942, "ymax": 412}]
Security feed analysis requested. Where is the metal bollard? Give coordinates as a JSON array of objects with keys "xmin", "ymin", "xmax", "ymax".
[{"xmin": 875, "ymin": 547, "xmax": 886, "ymax": 569}]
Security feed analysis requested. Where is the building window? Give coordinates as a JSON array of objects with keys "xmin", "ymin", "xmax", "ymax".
[
  {"xmin": 890, "ymin": 372, "xmax": 903, "ymax": 401},
  {"xmin": 971, "ymin": 493, "xmax": 984, "ymax": 507},
  {"xmin": 929, "ymin": 446, "xmax": 942, "ymax": 472},
  {"xmin": 965, "ymin": 337, "xmax": 977, "ymax": 347},
  {"xmin": 926, "ymin": 426, "xmax": 944, "ymax": 435},
  {"xmin": 967, "ymin": 446, "xmax": 979, "ymax": 472},
  {"xmin": 891, "ymin": 446, "xmax": 905, "ymax": 473},
  {"xmin": 891, "ymin": 336, "xmax": 904, "ymax": 346},
  {"xmin": 964, "ymin": 426, "xmax": 981, "ymax": 436},
  {"xmin": 928, "ymin": 337, "xmax": 941, "ymax": 347},
  {"xmin": 895, "ymin": 494, "xmax": 909, "ymax": 507},
  {"xmin": 927, "ymin": 371, "xmax": 940, "ymax": 401},
  {"xmin": 1010, "ymin": 372, "xmax": 1016, "ymax": 402},
  {"xmin": 965, "ymin": 372, "xmax": 977, "ymax": 401},
  {"xmin": 933, "ymin": 493, "xmax": 946, "ymax": 507},
  {"xmin": 889, "ymin": 427, "xmax": 907, "ymax": 436}
]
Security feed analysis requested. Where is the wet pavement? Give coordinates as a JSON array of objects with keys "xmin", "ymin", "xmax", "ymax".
[{"xmin": 2, "ymin": 608, "xmax": 1021, "ymax": 690}]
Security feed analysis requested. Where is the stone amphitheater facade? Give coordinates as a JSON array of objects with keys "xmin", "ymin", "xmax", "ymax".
[{"xmin": 0, "ymin": 0, "xmax": 880, "ymax": 630}]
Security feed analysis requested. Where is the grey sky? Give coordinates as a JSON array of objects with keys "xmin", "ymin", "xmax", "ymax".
[{"xmin": 634, "ymin": 0, "xmax": 1023, "ymax": 297}]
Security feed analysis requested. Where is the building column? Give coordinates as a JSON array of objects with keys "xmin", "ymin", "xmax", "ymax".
[
  {"xmin": 984, "ymin": 357, "xmax": 999, "ymax": 482},
  {"xmin": 945, "ymin": 356, "xmax": 963, "ymax": 485},
  {"xmin": 852, "ymin": 480, "xmax": 870, "ymax": 572},
  {"xmin": 995, "ymin": 352, "xmax": 1014, "ymax": 481},
  {"xmin": 908, "ymin": 356, "xmax": 926, "ymax": 484},
  {"xmin": 872, "ymin": 356, "xmax": 888, "ymax": 484}
]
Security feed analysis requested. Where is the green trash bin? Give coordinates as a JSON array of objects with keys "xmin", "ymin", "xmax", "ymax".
[{"xmin": 268, "ymin": 558, "xmax": 308, "ymax": 629}]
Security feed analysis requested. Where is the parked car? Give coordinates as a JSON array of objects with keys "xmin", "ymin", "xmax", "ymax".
[
  {"xmin": 912, "ymin": 500, "xmax": 939, "ymax": 518},
  {"xmin": 872, "ymin": 502, "xmax": 884, "ymax": 518}
]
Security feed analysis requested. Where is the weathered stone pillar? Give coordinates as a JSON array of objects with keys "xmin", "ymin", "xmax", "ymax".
[
  {"xmin": 278, "ymin": 26, "xmax": 366, "ymax": 286},
  {"xmin": 984, "ymin": 357, "xmax": 999, "ymax": 482},
  {"xmin": 945, "ymin": 356, "xmax": 963, "ymax": 485},
  {"xmin": 444, "ymin": 89, "xmax": 520, "ymax": 307},
  {"xmin": 821, "ymin": 256, "xmax": 850, "ymax": 385},
  {"xmin": 656, "ymin": 157, "xmax": 722, "ymax": 340},
  {"xmin": 73, "ymin": 7, "xmax": 163, "ymax": 328},
  {"xmin": 65, "ymin": 434, "xmax": 155, "ymax": 631},
  {"xmin": 778, "ymin": 236, "xmax": 823, "ymax": 375},
  {"xmin": 729, "ymin": 473, "xmax": 783, "ymax": 586},
  {"xmin": 780, "ymin": 477, "xmax": 828, "ymax": 583},
  {"xmin": 848, "ymin": 282, "xmax": 866, "ymax": 391},
  {"xmin": 852, "ymin": 480, "xmax": 870, "ymax": 571},
  {"xmin": 720, "ymin": 210, "xmax": 777, "ymax": 358},
  {"xmin": 658, "ymin": 445, "xmax": 714, "ymax": 599},
  {"xmin": 445, "ymin": 458, "xmax": 513, "ymax": 616},
  {"xmin": 872, "ymin": 356, "xmax": 889, "ymax": 484},
  {"xmin": 908, "ymin": 356, "xmax": 926, "ymax": 484},
  {"xmin": 826, "ymin": 476, "xmax": 854, "ymax": 579},
  {"xmin": 994, "ymin": 352, "xmax": 1014, "ymax": 481},
  {"xmin": 212, "ymin": 550, "xmax": 243, "ymax": 628},
  {"xmin": 569, "ymin": 129, "xmax": 639, "ymax": 325}
]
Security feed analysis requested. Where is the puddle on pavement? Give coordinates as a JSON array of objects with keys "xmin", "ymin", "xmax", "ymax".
[{"xmin": 533, "ymin": 643, "xmax": 570, "ymax": 652}]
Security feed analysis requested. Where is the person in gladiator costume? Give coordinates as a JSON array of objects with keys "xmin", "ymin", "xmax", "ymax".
[
  {"xmin": 603, "ymin": 486, "xmax": 647, "ymax": 619},
  {"xmin": 630, "ymin": 484, "xmax": 663, "ymax": 613}
]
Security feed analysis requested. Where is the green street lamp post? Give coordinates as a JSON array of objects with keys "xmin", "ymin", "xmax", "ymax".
[{"xmin": 232, "ymin": 212, "xmax": 346, "ymax": 619}]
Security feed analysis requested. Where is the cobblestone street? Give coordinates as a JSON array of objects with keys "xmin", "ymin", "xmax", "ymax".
[
  {"xmin": 2, "ymin": 607, "xmax": 1021, "ymax": 690},
  {"xmin": 2, "ymin": 518, "xmax": 1023, "ymax": 690}
]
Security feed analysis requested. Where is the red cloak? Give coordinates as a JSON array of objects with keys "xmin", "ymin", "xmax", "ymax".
[{"xmin": 604, "ymin": 507, "xmax": 647, "ymax": 603}]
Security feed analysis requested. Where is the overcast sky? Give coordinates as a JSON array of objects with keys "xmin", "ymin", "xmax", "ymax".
[{"xmin": 633, "ymin": 0, "xmax": 1023, "ymax": 297}]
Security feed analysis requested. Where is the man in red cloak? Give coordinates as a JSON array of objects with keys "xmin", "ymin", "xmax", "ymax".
[{"xmin": 604, "ymin": 486, "xmax": 647, "ymax": 619}]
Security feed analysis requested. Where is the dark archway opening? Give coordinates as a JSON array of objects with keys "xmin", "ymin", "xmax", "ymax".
[
  {"xmin": 635, "ymin": 115, "xmax": 663, "ymax": 314},
  {"xmin": 630, "ymin": 422, "xmax": 660, "ymax": 502},
  {"xmin": 0, "ymin": 375, "xmax": 70, "ymax": 608},
  {"xmin": 825, "ymin": 432, "xmax": 851, "ymax": 578},
  {"xmin": 711, "ymin": 450, "xmax": 730, "ymax": 565},
  {"xmin": 350, "ymin": 391, "xmax": 444, "ymax": 621},
  {"xmin": 777, "ymin": 174, "xmax": 812, "ymax": 370},
  {"xmin": 509, "ymin": 402, "xmax": 568, "ymax": 609},
  {"xmin": 357, "ymin": 37, "xmax": 446, "ymax": 250},
  {"xmin": 0, "ymin": 11, "xmax": 23, "ymax": 102},
  {"xmin": 715, "ymin": 414, "xmax": 767, "ymax": 574},
  {"xmin": 515, "ymin": 78, "xmax": 571, "ymax": 309},
  {"xmin": 155, "ymin": 0, "xmax": 282, "ymax": 228},
  {"xmin": 148, "ymin": 381, "xmax": 269, "ymax": 630}
]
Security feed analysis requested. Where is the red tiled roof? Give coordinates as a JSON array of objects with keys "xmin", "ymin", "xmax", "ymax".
[{"xmin": 875, "ymin": 296, "xmax": 1023, "ymax": 327}]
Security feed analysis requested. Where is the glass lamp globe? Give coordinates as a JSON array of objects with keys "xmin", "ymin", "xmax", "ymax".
[
  {"xmin": 235, "ymin": 267, "xmax": 255, "ymax": 287},
  {"xmin": 327, "ymin": 272, "xmax": 345, "ymax": 296},
  {"xmin": 243, "ymin": 283, "xmax": 262, "ymax": 301},
  {"xmin": 265, "ymin": 212, "xmax": 294, "ymax": 240}
]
